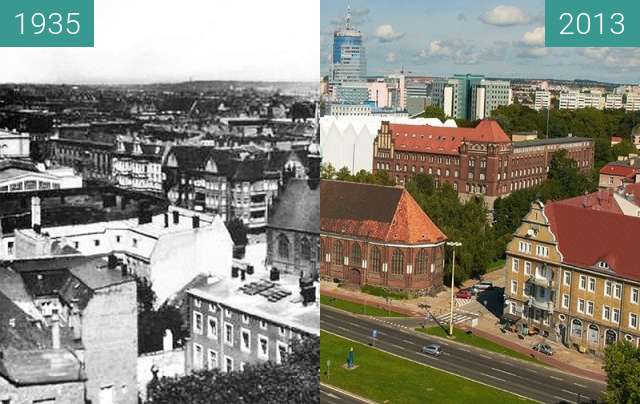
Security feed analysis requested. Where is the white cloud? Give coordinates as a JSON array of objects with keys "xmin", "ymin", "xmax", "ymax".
[
  {"xmin": 518, "ymin": 47, "xmax": 550, "ymax": 58},
  {"xmin": 374, "ymin": 24, "xmax": 405, "ymax": 42},
  {"xmin": 421, "ymin": 40, "xmax": 478, "ymax": 64},
  {"xmin": 480, "ymin": 5, "xmax": 529, "ymax": 26},
  {"xmin": 522, "ymin": 26, "xmax": 545, "ymax": 47},
  {"xmin": 386, "ymin": 52, "xmax": 397, "ymax": 63},
  {"xmin": 426, "ymin": 40, "xmax": 452, "ymax": 57}
]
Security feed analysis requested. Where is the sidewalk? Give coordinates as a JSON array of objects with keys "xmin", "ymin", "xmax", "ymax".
[{"xmin": 321, "ymin": 285, "xmax": 423, "ymax": 317}]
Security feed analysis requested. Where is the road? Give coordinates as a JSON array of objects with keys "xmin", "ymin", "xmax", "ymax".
[
  {"xmin": 321, "ymin": 306, "xmax": 605, "ymax": 404},
  {"xmin": 320, "ymin": 384, "xmax": 371, "ymax": 404}
]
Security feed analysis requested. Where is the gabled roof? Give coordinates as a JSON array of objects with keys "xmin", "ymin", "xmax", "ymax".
[
  {"xmin": 545, "ymin": 202, "xmax": 640, "ymax": 281},
  {"xmin": 0, "ymin": 348, "xmax": 85, "ymax": 386},
  {"xmin": 268, "ymin": 179, "xmax": 319, "ymax": 234},
  {"xmin": 389, "ymin": 119, "xmax": 510, "ymax": 155},
  {"xmin": 558, "ymin": 189, "xmax": 623, "ymax": 215},
  {"xmin": 599, "ymin": 162, "xmax": 638, "ymax": 178},
  {"xmin": 320, "ymin": 180, "xmax": 446, "ymax": 244}
]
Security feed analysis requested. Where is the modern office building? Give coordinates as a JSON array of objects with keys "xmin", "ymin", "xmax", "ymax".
[
  {"xmin": 470, "ymin": 79, "xmax": 512, "ymax": 120},
  {"xmin": 431, "ymin": 75, "xmax": 510, "ymax": 120},
  {"xmin": 329, "ymin": 7, "xmax": 366, "ymax": 94},
  {"xmin": 534, "ymin": 90, "xmax": 551, "ymax": 111}
]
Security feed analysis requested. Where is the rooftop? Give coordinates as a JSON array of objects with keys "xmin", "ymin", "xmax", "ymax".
[
  {"xmin": 187, "ymin": 272, "xmax": 319, "ymax": 336},
  {"xmin": 268, "ymin": 179, "xmax": 319, "ymax": 234},
  {"xmin": 513, "ymin": 136, "xmax": 593, "ymax": 148}
]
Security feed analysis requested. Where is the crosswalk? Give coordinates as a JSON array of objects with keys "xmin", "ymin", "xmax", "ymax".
[
  {"xmin": 434, "ymin": 310, "xmax": 477, "ymax": 326},
  {"xmin": 455, "ymin": 298, "xmax": 473, "ymax": 308}
]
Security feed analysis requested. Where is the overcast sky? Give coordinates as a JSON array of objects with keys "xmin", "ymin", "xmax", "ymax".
[
  {"xmin": 322, "ymin": 0, "xmax": 640, "ymax": 84},
  {"xmin": 1, "ymin": 0, "xmax": 319, "ymax": 84}
]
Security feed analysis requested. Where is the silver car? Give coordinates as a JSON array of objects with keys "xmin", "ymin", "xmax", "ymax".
[{"xmin": 421, "ymin": 344, "xmax": 442, "ymax": 356}]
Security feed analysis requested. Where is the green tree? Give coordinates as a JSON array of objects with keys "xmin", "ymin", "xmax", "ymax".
[
  {"xmin": 603, "ymin": 341, "xmax": 640, "ymax": 404},
  {"xmin": 335, "ymin": 167, "xmax": 353, "ymax": 181},
  {"xmin": 320, "ymin": 163, "xmax": 336, "ymax": 180},
  {"xmin": 146, "ymin": 336, "xmax": 319, "ymax": 403},
  {"xmin": 419, "ymin": 105, "xmax": 446, "ymax": 122}
]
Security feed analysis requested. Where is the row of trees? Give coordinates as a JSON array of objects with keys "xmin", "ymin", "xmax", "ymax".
[
  {"xmin": 320, "ymin": 149, "xmax": 596, "ymax": 285},
  {"xmin": 146, "ymin": 336, "xmax": 319, "ymax": 403}
]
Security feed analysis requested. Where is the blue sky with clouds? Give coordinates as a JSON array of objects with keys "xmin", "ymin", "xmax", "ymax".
[{"xmin": 321, "ymin": 0, "xmax": 640, "ymax": 84}]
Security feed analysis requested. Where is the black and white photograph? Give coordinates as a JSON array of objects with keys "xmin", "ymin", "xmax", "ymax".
[{"xmin": 0, "ymin": 1, "xmax": 320, "ymax": 403}]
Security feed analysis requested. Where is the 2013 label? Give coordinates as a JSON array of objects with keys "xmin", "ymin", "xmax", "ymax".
[{"xmin": 559, "ymin": 12, "xmax": 624, "ymax": 36}]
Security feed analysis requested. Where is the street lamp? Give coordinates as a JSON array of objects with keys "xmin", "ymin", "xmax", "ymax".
[{"xmin": 446, "ymin": 241, "xmax": 462, "ymax": 337}]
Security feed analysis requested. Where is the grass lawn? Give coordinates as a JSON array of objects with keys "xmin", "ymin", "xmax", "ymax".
[
  {"xmin": 416, "ymin": 326, "xmax": 542, "ymax": 365},
  {"xmin": 360, "ymin": 284, "xmax": 409, "ymax": 300},
  {"xmin": 486, "ymin": 258, "xmax": 506, "ymax": 273},
  {"xmin": 320, "ymin": 331, "xmax": 534, "ymax": 404},
  {"xmin": 320, "ymin": 295, "xmax": 406, "ymax": 317}
]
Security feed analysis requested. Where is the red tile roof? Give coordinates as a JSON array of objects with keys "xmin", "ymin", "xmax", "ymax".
[
  {"xmin": 624, "ymin": 183, "xmax": 640, "ymax": 206},
  {"xmin": 558, "ymin": 189, "xmax": 623, "ymax": 215},
  {"xmin": 320, "ymin": 180, "xmax": 446, "ymax": 244},
  {"xmin": 389, "ymin": 119, "xmax": 511, "ymax": 155},
  {"xmin": 599, "ymin": 163, "xmax": 637, "ymax": 178},
  {"xmin": 545, "ymin": 202, "xmax": 640, "ymax": 282}
]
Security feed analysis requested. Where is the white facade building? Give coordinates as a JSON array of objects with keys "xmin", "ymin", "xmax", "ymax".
[
  {"xmin": 0, "ymin": 129, "xmax": 30, "ymax": 159},
  {"xmin": 559, "ymin": 91, "xmax": 604, "ymax": 110},
  {"xmin": 534, "ymin": 90, "xmax": 551, "ymax": 110},
  {"xmin": 605, "ymin": 94, "xmax": 624, "ymax": 109}
]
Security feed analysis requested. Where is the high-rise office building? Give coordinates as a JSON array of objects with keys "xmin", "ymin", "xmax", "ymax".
[
  {"xmin": 433, "ymin": 75, "xmax": 511, "ymax": 120},
  {"xmin": 330, "ymin": 7, "xmax": 366, "ymax": 94},
  {"xmin": 471, "ymin": 79, "xmax": 512, "ymax": 120}
]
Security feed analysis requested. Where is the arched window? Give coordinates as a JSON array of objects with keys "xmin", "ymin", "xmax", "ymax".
[
  {"xmin": 351, "ymin": 243, "xmax": 362, "ymax": 267},
  {"xmin": 370, "ymin": 247, "xmax": 381, "ymax": 273},
  {"xmin": 277, "ymin": 234, "xmax": 289, "ymax": 259},
  {"xmin": 333, "ymin": 241, "xmax": 343, "ymax": 265},
  {"xmin": 415, "ymin": 249, "xmax": 428, "ymax": 274},
  {"xmin": 391, "ymin": 249, "xmax": 404, "ymax": 275},
  {"xmin": 300, "ymin": 237, "xmax": 311, "ymax": 261},
  {"xmin": 606, "ymin": 329, "xmax": 618, "ymax": 345},
  {"xmin": 571, "ymin": 319, "xmax": 582, "ymax": 337}
]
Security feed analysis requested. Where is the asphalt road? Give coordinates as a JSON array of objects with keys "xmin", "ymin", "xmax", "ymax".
[
  {"xmin": 320, "ymin": 384, "xmax": 371, "ymax": 404},
  {"xmin": 321, "ymin": 306, "xmax": 605, "ymax": 404}
]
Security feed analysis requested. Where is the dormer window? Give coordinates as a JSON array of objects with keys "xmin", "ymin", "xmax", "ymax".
[{"xmin": 598, "ymin": 261, "xmax": 610, "ymax": 269}]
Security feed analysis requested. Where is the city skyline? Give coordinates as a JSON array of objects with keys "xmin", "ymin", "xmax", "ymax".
[
  {"xmin": 0, "ymin": 0, "xmax": 319, "ymax": 84},
  {"xmin": 321, "ymin": 0, "xmax": 640, "ymax": 84}
]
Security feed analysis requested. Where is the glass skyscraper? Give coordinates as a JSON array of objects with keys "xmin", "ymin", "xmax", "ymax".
[{"xmin": 330, "ymin": 7, "xmax": 366, "ymax": 95}]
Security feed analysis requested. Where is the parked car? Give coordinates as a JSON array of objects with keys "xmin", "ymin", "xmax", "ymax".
[
  {"xmin": 475, "ymin": 281, "xmax": 494, "ymax": 290},
  {"xmin": 421, "ymin": 344, "xmax": 442, "ymax": 356},
  {"xmin": 532, "ymin": 343, "xmax": 554, "ymax": 356},
  {"xmin": 455, "ymin": 289, "xmax": 472, "ymax": 299}
]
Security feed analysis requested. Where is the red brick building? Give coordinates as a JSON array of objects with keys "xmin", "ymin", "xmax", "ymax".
[
  {"xmin": 373, "ymin": 120, "xmax": 594, "ymax": 206},
  {"xmin": 320, "ymin": 180, "xmax": 447, "ymax": 295}
]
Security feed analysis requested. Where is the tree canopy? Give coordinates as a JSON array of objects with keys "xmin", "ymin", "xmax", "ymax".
[
  {"xmin": 146, "ymin": 336, "xmax": 319, "ymax": 403},
  {"xmin": 604, "ymin": 341, "xmax": 640, "ymax": 404}
]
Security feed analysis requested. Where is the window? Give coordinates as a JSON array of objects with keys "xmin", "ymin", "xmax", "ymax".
[
  {"xmin": 115, "ymin": 235, "xmax": 121, "ymax": 243},
  {"xmin": 279, "ymin": 326, "xmax": 286, "ymax": 337},
  {"xmin": 518, "ymin": 241, "xmax": 531, "ymax": 253},
  {"xmin": 632, "ymin": 288, "xmax": 639, "ymax": 304},
  {"xmin": 415, "ymin": 249, "xmax": 428, "ymax": 274},
  {"xmin": 207, "ymin": 316, "xmax": 217, "ymax": 339},
  {"xmin": 613, "ymin": 309, "xmax": 620, "ymax": 324},
  {"xmin": 511, "ymin": 258, "xmax": 519, "ymax": 273},
  {"xmin": 563, "ymin": 271, "xmax": 571, "ymax": 286},
  {"xmin": 577, "ymin": 298, "xmax": 585, "ymax": 313},
  {"xmin": 562, "ymin": 294, "xmax": 569, "ymax": 309},
  {"xmin": 605, "ymin": 281, "xmax": 612, "ymax": 296},
  {"xmin": 276, "ymin": 341, "xmax": 288, "ymax": 364},
  {"xmin": 614, "ymin": 284, "xmax": 622, "ymax": 299},
  {"xmin": 277, "ymin": 234, "xmax": 290, "ymax": 259},
  {"xmin": 598, "ymin": 261, "xmax": 609, "ymax": 269},
  {"xmin": 579, "ymin": 275, "xmax": 586, "ymax": 290},
  {"xmin": 511, "ymin": 280, "xmax": 517, "ymax": 294},
  {"xmin": 225, "ymin": 309, "xmax": 232, "ymax": 318},
  {"xmin": 586, "ymin": 301, "xmax": 594, "ymax": 316},
  {"xmin": 225, "ymin": 356, "xmax": 233, "ymax": 373},
  {"xmin": 224, "ymin": 323, "xmax": 233, "ymax": 346},
  {"xmin": 258, "ymin": 335, "xmax": 269, "ymax": 360},
  {"xmin": 300, "ymin": 237, "xmax": 311, "ymax": 261},
  {"xmin": 242, "ymin": 314, "xmax": 249, "ymax": 324},
  {"xmin": 524, "ymin": 261, "xmax": 531, "ymax": 276},
  {"xmin": 94, "ymin": 239, "xmax": 100, "ymax": 247},
  {"xmin": 536, "ymin": 245, "xmax": 548, "ymax": 257},
  {"xmin": 588, "ymin": 277, "xmax": 596, "ymax": 292},
  {"xmin": 260, "ymin": 320, "xmax": 267, "ymax": 330},
  {"xmin": 351, "ymin": 243, "xmax": 361, "ymax": 266},
  {"xmin": 209, "ymin": 303, "xmax": 217, "ymax": 313},
  {"xmin": 193, "ymin": 312, "xmax": 203, "ymax": 334},
  {"xmin": 193, "ymin": 344, "xmax": 203, "ymax": 369},
  {"xmin": 207, "ymin": 349, "xmax": 218, "ymax": 369},
  {"xmin": 241, "ymin": 328, "xmax": 251, "ymax": 353},
  {"xmin": 603, "ymin": 305, "xmax": 611, "ymax": 321},
  {"xmin": 333, "ymin": 241, "xmax": 343, "ymax": 265},
  {"xmin": 630, "ymin": 313, "xmax": 638, "ymax": 329},
  {"xmin": 391, "ymin": 249, "xmax": 404, "ymax": 275},
  {"xmin": 132, "ymin": 238, "xmax": 138, "ymax": 248},
  {"xmin": 370, "ymin": 247, "xmax": 381, "ymax": 273}
]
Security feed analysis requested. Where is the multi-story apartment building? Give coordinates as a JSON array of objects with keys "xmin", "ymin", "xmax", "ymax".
[
  {"xmin": 470, "ymin": 79, "xmax": 512, "ymax": 120},
  {"xmin": 320, "ymin": 180, "xmax": 447, "ymax": 295},
  {"xmin": 112, "ymin": 135, "xmax": 166, "ymax": 193},
  {"xmin": 559, "ymin": 91, "xmax": 604, "ymax": 110},
  {"xmin": 626, "ymin": 94, "xmax": 640, "ymax": 111},
  {"xmin": 163, "ymin": 146, "xmax": 281, "ymax": 229},
  {"xmin": 534, "ymin": 90, "xmax": 551, "ymax": 111},
  {"xmin": 372, "ymin": 120, "xmax": 594, "ymax": 206},
  {"xmin": 605, "ymin": 94, "xmax": 624, "ymax": 109},
  {"xmin": 431, "ymin": 75, "xmax": 511, "ymax": 120},
  {"xmin": 184, "ymin": 272, "xmax": 319, "ymax": 373},
  {"xmin": 504, "ymin": 200, "xmax": 640, "ymax": 352}
]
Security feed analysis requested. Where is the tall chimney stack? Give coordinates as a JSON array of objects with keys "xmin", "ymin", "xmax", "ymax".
[
  {"xmin": 173, "ymin": 211, "xmax": 180, "ymax": 225},
  {"xmin": 31, "ymin": 196, "xmax": 41, "ymax": 228},
  {"xmin": 51, "ymin": 313, "xmax": 61, "ymax": 349}
]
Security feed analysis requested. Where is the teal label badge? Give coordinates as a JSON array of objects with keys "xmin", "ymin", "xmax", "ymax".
[
  {"xmin": 0, "ymin": 0, "xmax": 94, "ymax": 47},
  {"xmin": 546, "ymin": 0, "xmax": 639, "ymax": 47}
]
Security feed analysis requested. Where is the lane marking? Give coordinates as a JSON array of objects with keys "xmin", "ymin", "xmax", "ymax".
[
  {"xmin": 573, "ymin": 382, "xmax": 586, "ymax": 388},
  {"xmin": 491, "ymin": 367, "xmax": 516, "ymax": 377},
  {"xmin": 479, "ymin": 354, "xmax": 491, "ymax": 359},
  {"xmin": 320, "ymin": 391, "xmax": 339, "ymax": 399},
  {"xmin": 549, "ymin": 375, "xmax": 562, "ymax": 381},
  {"xmin": 480, "ymin": 373, "xmax": 506, "ymax": 382},
  {"xmin": 562, "ymin": 389, "xmax": 577, "ymax": 396}
]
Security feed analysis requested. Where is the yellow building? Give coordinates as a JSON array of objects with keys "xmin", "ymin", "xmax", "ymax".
[{"xmin": 504, "ymin": 200, "xmax": 640, "ymax": 353}]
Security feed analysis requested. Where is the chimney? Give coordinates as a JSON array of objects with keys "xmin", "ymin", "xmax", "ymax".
[
  {"xmin": 51, "ymin": 313, "xmax": 60, "ymax": 349},
  {"xmin": 31, "ymin": 196, "xmax": 41, "ymax": 228},
  {"xmin": 173, "ymin": 211, "xmax": 180, "ymax": 225},
  {"xmin": 192, "ymin": 215, "xmax": 200, "ymax": 229},
  {"xmin": 270, "ymin": 267, "xmax": 280, "ymax": 282},
  {"xmin": 163, "ymin": 329, "xmax": 173, "ymax": 352},
  {"xmin": 240, "ymin": 269, "xmax": 246, "ymax": 281},
  {"xmin": 121, "ymin": 264, "xmax": 128, "ymax": 277},
  {"xmin": 108, "ymin": 254, "xmax": 118, "ymax": 269},
  {"xmin": 231, "ymin": 267, "xmax": 239, "ymax": 278},
  {"xmin": 164, "ymin": 213, "xmax": 169, "ymax": 228}
]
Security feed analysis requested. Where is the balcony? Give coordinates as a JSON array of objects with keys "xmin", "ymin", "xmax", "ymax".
[
  {"xmin": 528, "ymin": 297, "xmax": 554, "ymax": 313},
  {"xmin": 527, "ymin": 274, "xmax": 552, "ymax": 289}
]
